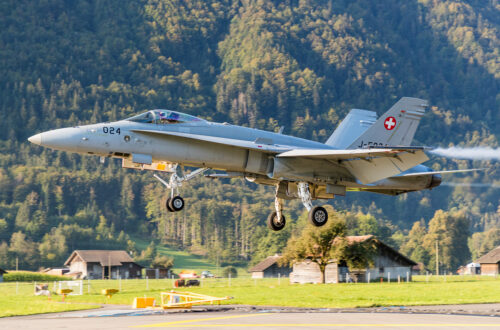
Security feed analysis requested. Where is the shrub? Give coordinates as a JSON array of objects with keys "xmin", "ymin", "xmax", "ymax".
[
  {"xmin": 4, "ymin": 271, "xmax": 68, "ymax": 282},
  {"xmin": 222, "ymin": 266, "xmax": 237, "ymax": 278}
]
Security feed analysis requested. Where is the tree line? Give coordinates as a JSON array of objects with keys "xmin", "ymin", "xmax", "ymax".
[{"xmin": 0, "ymin": 0, "xmax": 498, "ymax": 272}]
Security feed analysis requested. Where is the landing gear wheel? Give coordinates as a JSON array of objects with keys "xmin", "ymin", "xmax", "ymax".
[
  {"xmin": 308, "ymin": 206, "xmax": 328, "ymax": 227},
  {"xmin": 166, "ymin": 197, "xmax": 174, "ymax": 212},
  {"xmin": 169, "ymin": 196, "xmax": 185, "ymax": 212},
  {"xmin": 267, "ymin": 211, "xmax": 286, "ymax": 231}
]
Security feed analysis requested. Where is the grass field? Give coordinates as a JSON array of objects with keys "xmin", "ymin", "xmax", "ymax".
[
  {"xmin": 2, "ymin": 275, "xmax": 500, "ymax": 317},
  {"xmin": 133, "ymin": 239, "xmax": 248, "ymax": 276}
]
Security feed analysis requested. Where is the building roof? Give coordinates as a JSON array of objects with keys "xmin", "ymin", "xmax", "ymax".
[
  {"xmin": 477, "ymin": 246, "xmax": 500, "ymax": 264},
  {"xmin": 249, "ymin": 255, "xmax": 283, "ymax": 272},
  {"xmin": 0, "ymin": 268, "xmax": 7, "ymax": 275},
  {"xmin": 64, "ymin": 250, "xmax": 138, "ymax": 267},
  {"xmin": 250, "ymin": 236, "xmax": 417, "ymax": 272}
]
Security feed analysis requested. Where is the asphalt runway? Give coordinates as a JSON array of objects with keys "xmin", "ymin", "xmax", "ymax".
[{"xmin": 2, "ymin": 306, "xmax": 500, "ymax": 330}]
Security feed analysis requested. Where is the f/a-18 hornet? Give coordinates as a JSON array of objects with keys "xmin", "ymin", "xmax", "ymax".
[{"xmin": 28, "ymin": 97, "xmax": 473, "ymax": 231}]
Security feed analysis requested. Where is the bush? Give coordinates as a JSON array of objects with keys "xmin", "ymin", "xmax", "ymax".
[
  {"xmin": 4, "ymin": 271, "xmax": 68, "ymax": 282},
  {"xmin": 222, "ymin": 266, "xmax": 237, "ymax": 278}
]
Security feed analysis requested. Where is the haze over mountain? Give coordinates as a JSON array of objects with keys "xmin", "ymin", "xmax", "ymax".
[{"xmin": 0, "ymin": 0, "xmax": 498, "ymax": 272}]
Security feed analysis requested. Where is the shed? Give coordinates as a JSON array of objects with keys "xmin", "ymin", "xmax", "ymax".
[
  {"xmin": 64, "ymin": 250, "xmax": 143, "ymax": 279},
  {"xmin": 290, "ymin": 235, "xmax": 417, "ymax": 284},
  {"xmin": 457, "ymin": 263, "xmax": 480, "ymax": 275},
  {"xmin": 249, "ymin": 255, "xmax": 292, "ymax": 279},
  {"xmin": 0, "ymin": 268, "xmax": 7, "ymax": 283},
  {"xmin": 477, "ymin": 246, "xmax": 500, "ymax": 276}
]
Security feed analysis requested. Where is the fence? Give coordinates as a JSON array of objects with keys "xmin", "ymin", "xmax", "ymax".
[{"xmin": 2, "ymin": 274, "xmax": 500, "ymax": 298}]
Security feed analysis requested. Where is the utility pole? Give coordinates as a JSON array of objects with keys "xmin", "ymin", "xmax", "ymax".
[
  {"xmin": 435, "ymin": 240, "xmax": 439, "ymax": 276},
  {"xmin": 16, "ymin": 257, "xmax": 18, "ymax": 271}
]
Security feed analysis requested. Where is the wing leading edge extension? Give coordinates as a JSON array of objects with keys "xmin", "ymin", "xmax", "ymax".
[
  {"xmin": 277, "ymin": 147, "xmax": 429, "ymax": 184},
  {"xmin": 131, "ymin": 129, "xmax": 292, "ymax": 153}
]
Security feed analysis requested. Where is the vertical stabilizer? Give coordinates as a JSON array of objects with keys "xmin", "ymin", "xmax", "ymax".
[
  {"xmin": 348, "ymin": 97, "xmax": 428, "ymax": 148},
  {"xmin": 325, "ymin": 109, "xmax": 377, "ymax": 149}
]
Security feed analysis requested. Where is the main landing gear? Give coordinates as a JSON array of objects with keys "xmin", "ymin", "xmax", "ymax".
[
  {"xmin": 154, "ymin": 165, "xmax": 207, "ymax": 212},
  {"xmin": 267, "ymin": 181, "xmax": 329, "ymax": 231}
]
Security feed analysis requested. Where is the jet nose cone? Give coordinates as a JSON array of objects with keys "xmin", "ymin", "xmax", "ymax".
[{"xmin": 28, "ymin": 133, "xmax": 42, "ymax": 146}]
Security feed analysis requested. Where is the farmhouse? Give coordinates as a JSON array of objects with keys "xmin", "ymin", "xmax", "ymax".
[
  {"xmin": 249, "ymin": 255, "xmax": 292, "ymax": 278},
  {"xmin": 477, "ymin": 246, "xmax": 500, "ymax": 275},
  {"xmin": 290, "ymin": 235, "xmax": 417, "ymax": 284},
  {"xmin": 64, "ymin": 250, "xmax": 143, "ymax": 279}
]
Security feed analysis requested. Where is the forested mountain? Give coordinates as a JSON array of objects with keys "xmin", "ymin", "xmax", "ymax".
[{"xmin": 0, "ymin": 0, "xmax": 498, "ymax": 273}]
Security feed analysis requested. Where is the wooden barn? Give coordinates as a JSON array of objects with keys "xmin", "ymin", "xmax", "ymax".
[
  {"xmin": 477, "ymin": 246, "xmax": 500, "ymax": 275},
  {"xmin": 64, "ymin": 250, "xmax": 143, "ymax": 280},
  {"xmin": 290, "ymin": 235, "xmax": 417, "ymax": 284},
  {"xmin": 249, "ymin": 255, "xmax": 292, "ymax": 279}
]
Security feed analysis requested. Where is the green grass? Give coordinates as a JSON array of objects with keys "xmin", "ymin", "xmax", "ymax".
[
  {"xmin": 0, "ymin": 282, "xmax": 100, "ymax": 317},
  {"xmin": 3, "ymin": 275, "xmax": 500, "ymax": 317},
  {"xmin": 133, "ymin": 238, "xmax": 249, "ymax": 277}
]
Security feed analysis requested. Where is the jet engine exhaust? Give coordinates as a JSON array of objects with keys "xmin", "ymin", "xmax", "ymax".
[
  {"xmin": 430, "ymin": 147, "xmax": 500, "ymax": 161},
  {"xmin": 429, "ymin": 174, "xmax": 442, "ymax": 188}
]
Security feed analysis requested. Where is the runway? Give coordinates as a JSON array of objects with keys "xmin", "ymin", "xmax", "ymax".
[{"xmin": 2, "ymin": 305, "xmax": 500, "ymax": 330}]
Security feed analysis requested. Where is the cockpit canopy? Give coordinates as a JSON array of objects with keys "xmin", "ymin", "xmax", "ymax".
[{"xmin": 126, "ymin": 110, "xmax": 205, "ymax": 124}]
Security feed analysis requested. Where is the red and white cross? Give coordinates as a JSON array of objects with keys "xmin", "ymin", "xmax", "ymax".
[{"xmin": 384, "ymin": 116, "xmax": 396, "ymax": 130}]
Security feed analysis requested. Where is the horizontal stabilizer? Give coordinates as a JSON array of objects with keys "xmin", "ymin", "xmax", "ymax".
[
  {"xmin": 278, "ymin": 147, "xmax": 429, "ymax": 184},
  {"xmin": 343, "ymin": 150, "xmax": 429, "ymax": 184}
]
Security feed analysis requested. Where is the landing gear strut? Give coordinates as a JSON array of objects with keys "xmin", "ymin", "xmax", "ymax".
[
  {"xmin": 154, "ymin": 166, "xmax": 207, "ymax": 212},
  {"xmin": 267, "ymin": 197, "xmax": 286, "ymax": 231},
  {"xmin": 297, "ymin": 182, "xmax": 329, "ymax": 227}
]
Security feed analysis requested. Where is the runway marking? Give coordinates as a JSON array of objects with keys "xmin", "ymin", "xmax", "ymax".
[
  {"xmin": 135, "ymin": 312, "xmax": 500, "ymax": 328},
  {"xmin": 134, "ymin": 313, "xmax": 271, "ymax": 327},
  {"xmin": 137, "ymin": 324, "xmax": 500, "ymax": 328}
]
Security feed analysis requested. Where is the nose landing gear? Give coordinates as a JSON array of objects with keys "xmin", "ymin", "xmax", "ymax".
[
  {"xmin": 166, "ymin": 196, "xmax": 185, "ymax": 212},
  {"xmin": 268, "ymin": 197, "xmax": 286, "ymax": 231},
  {"xmin": 154, "ymin": 166, "xmax": 207, "ymax": 212}
]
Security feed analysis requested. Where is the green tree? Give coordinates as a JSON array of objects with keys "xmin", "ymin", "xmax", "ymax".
[
  {"xmin": 401, "ymin": 220, "xmax": 430, "ymax": 266},
  {"xmin": 281, "ymin": 214, "xmax": 346, "ymax": 284},
  {"xmin": 469, "ymin": 228, "xmax": 500, "ymax": 260},
  {"xmin": 423, "ymin": 210, "xmax": 470, "ymax": 274}
]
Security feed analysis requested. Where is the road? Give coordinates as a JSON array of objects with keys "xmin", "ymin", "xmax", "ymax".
[{"xmin": 2, "ymin": 305, "xmax": 500, "ymax": 330}]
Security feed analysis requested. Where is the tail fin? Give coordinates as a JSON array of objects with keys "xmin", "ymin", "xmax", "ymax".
[
  {"xmin": 348, "ymin": 97, "xmax": 428, "ymax": 149},
  {"xmin": 326, "ymin": 109, "xmax": 377, "ymax": 149}
]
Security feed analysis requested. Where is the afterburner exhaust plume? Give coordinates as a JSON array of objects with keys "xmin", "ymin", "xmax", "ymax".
[{"xmin": 430, "ymin": 147, "xmax": 500, "ymax": 161}]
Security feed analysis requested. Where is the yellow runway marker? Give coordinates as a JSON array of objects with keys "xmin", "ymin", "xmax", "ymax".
[
  {"xmin": 135, "ymin": 313, "xmax": 500, "ymax": 328},
  {"xmin": 137, "ymin": 324, "xmax": 500, "ymax": 328},
  {"xmin": 134, "ymin": 313, "xmax": 272, "ymax": 328}
]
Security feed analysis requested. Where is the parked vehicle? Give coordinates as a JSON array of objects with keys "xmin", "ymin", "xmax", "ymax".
[{"xmin": 201, "ymin": 271, "xmax": 214, "ymax": 278}]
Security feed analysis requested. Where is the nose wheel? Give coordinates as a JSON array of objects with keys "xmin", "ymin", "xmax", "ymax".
[
  {"xmin": 267, "ymin": 211, "xmax": 286, "ymax": 231},
  {"xmin": 153, "ymin": 166, "xmax": 208, "ymax": 213}
]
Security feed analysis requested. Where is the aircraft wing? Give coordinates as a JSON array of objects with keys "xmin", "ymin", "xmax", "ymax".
[
  {"xmin": 277, "ymin": 147, "xmax": 429, "ymax": 184},
  {"xmin": 131, "ymin": 129, "xmax": 291, "ymax": 153},
  {"xmin": 397, "ymin": 168, "xmax": 485, "ymax": 177}
]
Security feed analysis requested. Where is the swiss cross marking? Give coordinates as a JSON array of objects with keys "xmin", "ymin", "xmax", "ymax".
[{"xmin": 384, "ymin": 116, "xmax": 396, "ymax": 130}]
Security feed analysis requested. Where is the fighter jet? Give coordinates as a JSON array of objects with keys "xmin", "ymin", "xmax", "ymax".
[{"xmin": 28, "ymin": 97, "xmax": 473, "ymax": 231}]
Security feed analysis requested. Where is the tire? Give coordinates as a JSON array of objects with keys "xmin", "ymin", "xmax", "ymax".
[
  {"xmin": 166, "ymin": 197, "xmax": 174, "ymax": 212},
  {"xmin": 169, "ymin": 196, "xmax": 185, "ymax": 212},
  {"xmin": 308, "ymin": 206, "xmax": 328, "ymax": 227},
  {"xmin": 267, "ymin": 211, "xmax": 286, "ymax": 231}
]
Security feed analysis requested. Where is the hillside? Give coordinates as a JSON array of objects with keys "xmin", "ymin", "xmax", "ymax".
[{"xmin": 0, "ymin": 0, "xmax": 498, "ymax": 272}]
